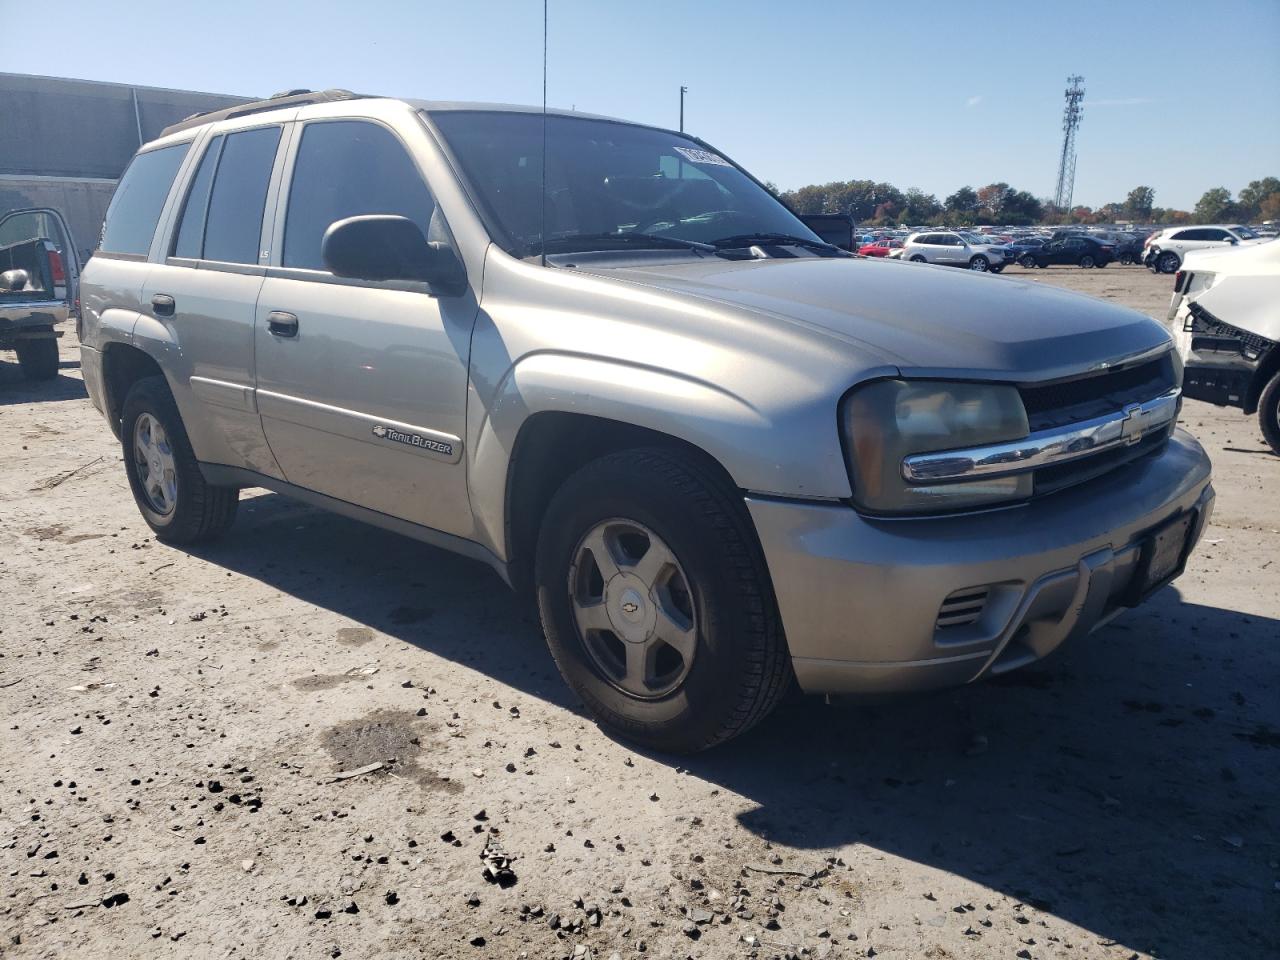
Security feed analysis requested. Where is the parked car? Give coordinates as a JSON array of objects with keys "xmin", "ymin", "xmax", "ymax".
[
  {"xmin": 902, "ymin": 231, "xmax": 1007, "ymax": 271},
  {"xmin": 1143, "ymin": 224, "xmax": 1266, "ymax": 274},
  {"xmin": 1004, "ymin": 236, "xmax": 1050, "ymax": 266},
  {"xmin": 79, "ymin": 89, "xmax": 1214, "ymax": 752},
  {"xmin": 857, "ymin": 238, "xmax": 902, "ymax": 257},
  {"xmin": 1170, "ymin": 240, "xmax": 1280, "ymax": 453},
  {"xmin": 1028, "ymin": 235, "xmax": 1116, "ymax": 269},
  {"xmin": 0, "ymin": 207, "xmax": 80, "ymax": 380}
]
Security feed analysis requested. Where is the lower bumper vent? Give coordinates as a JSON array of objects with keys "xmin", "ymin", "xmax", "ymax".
[{"xmin": 935, "ymin": 586, "xmax": 991, "ymax": 629}]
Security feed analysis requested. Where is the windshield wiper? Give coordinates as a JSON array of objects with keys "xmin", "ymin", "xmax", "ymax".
[
  {"xmin": 540, "ymin": 232, "xmax": 715, "ymax": 254},
  {"xmin": 709, "ymin": 232, "xmax": 846, "ymax": 253}
]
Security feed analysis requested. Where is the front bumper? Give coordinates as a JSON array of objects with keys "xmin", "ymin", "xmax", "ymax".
[{"xmin": 747, "ymin": 428, "xmax": 1214, "ymax": 694}]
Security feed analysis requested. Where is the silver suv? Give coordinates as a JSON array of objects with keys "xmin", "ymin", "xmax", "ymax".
[
  {"xmin": 902, "ymin": 230, "xmax": 1008, "ymax": 271},
  {"xmin": 80, "ymin": 90, "xmax": 1214, "ymax": 752}
]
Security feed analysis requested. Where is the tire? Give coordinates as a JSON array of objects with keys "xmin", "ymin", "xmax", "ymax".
[
  {"xmin": 120, "ymin": 375, "xmax": 239, "ymax": 544},
  {"xmin": 989, "ymin": 265, "xmax": 1004, "ymax": 274},
  {"xmin": 1079, "ymin": 255, "xmax": 1096, "ymax": 268},
  {"xmin": 968, "ymin": 255, "xmax": 989, "ymax": 272},
  {"xmin": 1157, "ymin": 251, "xmax": 1180, "ymax": 274},
  {"xmin": 909, "ymin": 255, "xmax": 926, "ymax": 263},
  {"xmin": 1119, "ymin": 252, "xmax": 1135, "ymax": 265},
  {"xmin": 534, "ymin": 447, "xmax": 791, "ymax": 753},
  {"xmin": 1259, "ymin": 369, "xmax": 1280, "ymax": 456},
  {"xmin": 1019, "ymin": 254, "xmax": 1037, "ymax": 268},
  {"xmin": 16, "ymin": 337, "xmax": 59, "ymax": 380}
]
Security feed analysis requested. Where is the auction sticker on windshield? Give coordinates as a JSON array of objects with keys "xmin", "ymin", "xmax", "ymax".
[{"xmin": 673, "ymin": 146, "xmax": 731, "ymax": 167}]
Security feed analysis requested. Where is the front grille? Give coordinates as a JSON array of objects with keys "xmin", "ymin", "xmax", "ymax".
[
  {"xmin": 1016, "ymin": 352, "xmax": 1179, "ymax": 496},
  {"xmin": 935, "ymin": 586, "xmax": 990, "ymax": 629},
  {"xmin": 1018, "ymin": 354, "xmax": 1177, "ymax": 431}
]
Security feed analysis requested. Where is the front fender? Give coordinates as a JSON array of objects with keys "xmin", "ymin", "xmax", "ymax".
[{"xmin": 467, "ymin": 350, "xmax": 845, "ymax": 561}]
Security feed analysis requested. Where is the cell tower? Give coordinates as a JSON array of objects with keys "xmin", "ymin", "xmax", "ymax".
[{"xmin": 1053, "ymin": 75, "xmax": 1085, "ymax": 211}]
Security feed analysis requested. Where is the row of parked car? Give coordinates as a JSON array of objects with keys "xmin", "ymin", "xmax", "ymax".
[{"xmin": 850, "ymin": 224, "xmax": 1271, "ymax": 275}]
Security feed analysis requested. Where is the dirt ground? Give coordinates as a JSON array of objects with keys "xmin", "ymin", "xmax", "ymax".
[{"xmin": 2, "ymin": 264, "xmax": 1277, "ymax": 960}]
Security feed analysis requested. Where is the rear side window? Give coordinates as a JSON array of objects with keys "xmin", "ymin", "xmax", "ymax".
[
  {"xmin": 172, "ymin": 128, "xmax": 281, "ymax": 263},
  {"xmin": 283, "ymin": 121, "xmax": 435, "ymax": 271},
  {"xmin": 100, "ymin": 143, "xmax": 190, "ymax": 256}
]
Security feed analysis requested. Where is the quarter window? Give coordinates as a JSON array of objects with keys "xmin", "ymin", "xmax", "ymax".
[
  {"xmin": 283, "ymin": 121, "xmax": 436, "ymax": 271},
  {"xmin": 100, "ymin": 143, "xmax": 190, "ymax": 256}
]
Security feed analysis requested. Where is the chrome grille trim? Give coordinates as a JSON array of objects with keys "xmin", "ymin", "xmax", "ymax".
[{"xmin": 902, "ymin": 388, "xmax": 1180, "ymax": 484}]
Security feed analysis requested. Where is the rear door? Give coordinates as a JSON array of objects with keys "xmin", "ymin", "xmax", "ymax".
[
  {"xmin": 253, "ymin": 117, "xmax": 477, "ymax": 538},
  {"xmin": 139, "ymin": 122, "xmax": 288, "ymax": 479}
]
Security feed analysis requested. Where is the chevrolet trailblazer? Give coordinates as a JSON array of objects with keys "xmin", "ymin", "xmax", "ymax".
[{"xmin": 79, "ymin": 90, "xmax": 1214, "ymax": 752}]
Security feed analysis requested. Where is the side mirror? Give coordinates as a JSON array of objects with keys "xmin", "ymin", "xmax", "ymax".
[
  {"xmin": 321, "ymin": 215, "xmax": 466, "ymax": 293},
  {"xmin": 1227, "ymin": 237, "xmax": 1239, "ymax": 245}
]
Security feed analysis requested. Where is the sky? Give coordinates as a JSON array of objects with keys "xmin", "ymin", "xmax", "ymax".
[{"xmin": 5, "ymin": 0, "xmax": 1277, "ymax": 211}]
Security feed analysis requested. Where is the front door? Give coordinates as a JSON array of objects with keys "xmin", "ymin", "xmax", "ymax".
[{"xmin": 253, "ymin": 118, "xmax": 477, "ymax": 539}]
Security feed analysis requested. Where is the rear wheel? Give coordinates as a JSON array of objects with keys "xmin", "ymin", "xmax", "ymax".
[
  {"xmin": 1259, "ymin": 370, "xmax": 1280, "ymax": 456},
  {"xmin": 1079, "ymin": 255, "xmax": 1096, "ymax": 268},
  {"xmin": 968, "ymin": 255, "xmax": 989, "ymax": 272},
  {"xmin": 120, "ymin": 375, "xmax": 239, "ymax": 544},
  {"xmin": 909, "ymin": 255, "xmax": 926, "ymax": 263},
  {"xmin": 1157, "ymin": 251, "xmax": 1181, "ymax": 274},
  {"xmin": 535, "ymin": 447, "xmax": 791, "ymax": 753},
  {"xmin": 16, "ymin": 337, "xmax": 58, "ymax": 380}
]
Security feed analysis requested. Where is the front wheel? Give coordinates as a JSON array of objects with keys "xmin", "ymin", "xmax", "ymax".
[
  {"xmin": 968, "ymin": 255, "xmax": 989, "ymax": 272},
  {"xmin": 1019, "ymin": 254, "xmax": 1037, "ymax": 268},
  {"xmin": 16, "ymin": 337, "xmax": 59, "ymax": 380},
  {"xmin": 1259, "ymin": 370, "xmax": 1280, "ymax": 456},
  {"xmin": 909, "ymin": 255, "xmax": 926, "ymax": 263},
  {"xmin": 1119, "ymin": 252, "xmax": 1135, "ymax": 265},
  {"xmin": 535, "ymin": 448, "xmax": 791, "ymax": 753},
  {"xmin": 120, "ymin": 376, "xmax": 239, "ymax": 544},
  {"xmin": 1157, "ymin": 251, "xmax": 1180, "ymax": 274}
]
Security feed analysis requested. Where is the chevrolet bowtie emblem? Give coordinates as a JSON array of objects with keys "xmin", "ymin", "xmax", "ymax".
[{"xmin": 1119, "ymin": 403, "xmax": 1147, "ymax": 445}]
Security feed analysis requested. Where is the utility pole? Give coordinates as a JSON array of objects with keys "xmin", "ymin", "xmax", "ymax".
[{"xmin": 679, "ymin": 85, "xmax": 687, "ymax": 132}]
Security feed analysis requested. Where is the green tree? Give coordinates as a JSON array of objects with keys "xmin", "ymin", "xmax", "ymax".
[
  {"xmin": 1260, "ymin": 193, "xmax": 1280, "ymax": 222},
  {"xmin": 1122, "ymin": 186, "xmax": 1155, "ymax": 220},
  {"xmin": 1236, "ymin": 177, "xmax": 1280, "ymax": 220},
  {"xmin": 944, "ymin": 186, "xmax": 979, "ymax": 225},
  {"xmin": 1193, "ymin": 187, "xmax": 1234, "ymax": 223},
  {"xmin": 901, "ymin": 188, "xmax": 942, "ymax": 224}
]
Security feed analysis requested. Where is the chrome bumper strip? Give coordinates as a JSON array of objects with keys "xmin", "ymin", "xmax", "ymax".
[{"xmin": 902, "ymin": 388, "xmax": 1181, "ymax": 483}]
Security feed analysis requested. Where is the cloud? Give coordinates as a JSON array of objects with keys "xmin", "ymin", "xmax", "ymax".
[
  {"xmin": 1091, "ymin": 97, "xmax": 1154, "ymax": 107},
  {"xmin": 965, "ymin": 95, "xmax": 983, "ymax": 107}
]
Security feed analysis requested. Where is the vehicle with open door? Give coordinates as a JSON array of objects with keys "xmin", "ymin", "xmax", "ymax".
[{"xmin": 0, "ymin": 207, "xmax": 80, "ymax": 380}]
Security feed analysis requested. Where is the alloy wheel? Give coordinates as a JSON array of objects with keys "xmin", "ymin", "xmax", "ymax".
[
  {"xmin": 133, "ymin": 412, "xmax": 178, "ymax": 516},
  {"xmin": 568, "ymin": 518, "xmax": 697, "ymax": 699}
]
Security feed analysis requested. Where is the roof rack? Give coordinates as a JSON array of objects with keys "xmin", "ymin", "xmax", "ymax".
[{"xmin": 159, "ymin": 88, "xmax": 367, "ymax": 138}]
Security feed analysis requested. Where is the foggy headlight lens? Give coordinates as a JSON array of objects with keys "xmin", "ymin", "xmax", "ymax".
[{"xmin": 842, "ymin": 379, "xmax": 1031, "ymax": 514}]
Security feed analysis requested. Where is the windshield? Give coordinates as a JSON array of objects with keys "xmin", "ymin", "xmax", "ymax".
[
  {"xmin": 429, "ymin": 111, "xmax": 820, "ymax": 257},
  {"xmin": 1231, "ymin": 225, "xmax": 1259, "ymax": 240}
]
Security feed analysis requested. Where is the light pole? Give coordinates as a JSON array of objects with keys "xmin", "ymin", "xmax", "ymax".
[{"xmin": 679, "ymin": 85, "xmax": 687, "ymax": 132}]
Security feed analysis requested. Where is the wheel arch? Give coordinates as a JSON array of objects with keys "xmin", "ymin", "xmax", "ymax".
[
  {"xmin": 100, "ymin": 342, "xmax": 168, "ymax": 438},
  {"xmin": 1243, "ymin": 344, "xmax": 1280, "ymax": 416}
]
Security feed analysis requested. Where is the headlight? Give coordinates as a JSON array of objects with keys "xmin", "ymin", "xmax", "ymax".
[{"xmin": 841, "ymin": 379, "xmax": 1031, "ymax": 514}]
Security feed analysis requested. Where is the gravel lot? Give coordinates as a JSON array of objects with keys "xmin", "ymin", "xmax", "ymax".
[{"xmin": 2, "ymin": 264, "xmax": 1277, "ymax": 960}]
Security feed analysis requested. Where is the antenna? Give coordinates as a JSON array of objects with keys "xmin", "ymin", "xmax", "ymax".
[{"xmin": 540, "ymin": 0, "xmax": 548, "ymax": 266}]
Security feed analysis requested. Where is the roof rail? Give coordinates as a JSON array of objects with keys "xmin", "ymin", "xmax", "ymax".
[{"xmin": 159, "ymin": 88, "xmax": 367, "ymax": 138}]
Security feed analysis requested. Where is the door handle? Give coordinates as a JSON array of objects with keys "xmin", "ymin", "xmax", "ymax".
[
  {"xmin": 267, "ymin": 311, "xmax": 299, "ymax": 338},
  {"xmin": 151, "ymin": 294, "xmax": 175, "ymax": 317}
]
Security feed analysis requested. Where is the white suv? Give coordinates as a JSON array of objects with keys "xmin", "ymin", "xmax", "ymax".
[
  {"xmin": 902, "ymin": 231, "xmax": 1007, "ymax": 272},
  {"xmin": 1143, "ymin": 224, "xmax": 1265, "ymax": 274}
]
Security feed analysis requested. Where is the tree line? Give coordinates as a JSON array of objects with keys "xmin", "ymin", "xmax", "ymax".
[{"xmin": 771, "ymin": 177, "xmax": 1280, "ymax": 227}]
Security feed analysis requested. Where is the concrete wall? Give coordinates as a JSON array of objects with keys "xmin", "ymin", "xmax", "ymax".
[{"xmin": 0, "ymin": 73, "xmax": 250, "ymax": 257}]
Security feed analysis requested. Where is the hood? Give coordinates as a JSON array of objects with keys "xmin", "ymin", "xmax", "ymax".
[
  {"xmin": 586, "ymin": 255, "xmax": 1171, "ymax": 383},
  {"xmin": 1183, "ymin": 236, "xmax": 1280, "ymax": 274}
]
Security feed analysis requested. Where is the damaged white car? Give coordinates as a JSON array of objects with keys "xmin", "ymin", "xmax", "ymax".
[{"xmin": 1171, "ymin": 239, "xmax": 1280, "ymax": 454}]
